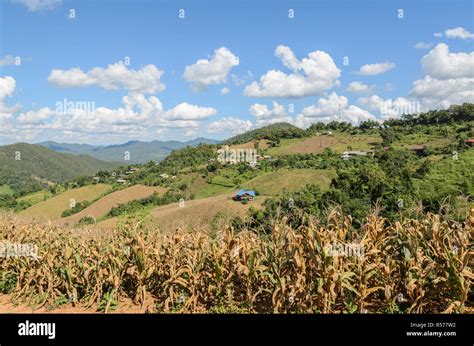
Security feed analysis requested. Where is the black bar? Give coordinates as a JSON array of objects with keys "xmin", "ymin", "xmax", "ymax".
[{"xmin": 0, "ymin": 313, "xmax": 472, "ymax": 345}]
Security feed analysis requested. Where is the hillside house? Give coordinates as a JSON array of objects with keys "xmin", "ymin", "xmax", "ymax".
[
  {"xmin": 116, "ymin": 178, "xmax": 127, "ymax": 185},
  {"xmin": 159, "ymin": 173, "xmax": 169, "ymax": 179},
  {"xmin": 464, "ymin": 138, "xmax": 474, "ymax": 146},
  {"xmin": 341, "ymin": 151, "xmax": 367, "ymax": 160},
  {"xmin": 125, "ymin": 167, "xmax": 139, "ymax": 175},
  {"xmin": 93, "ymin": 176, "xmax": 100, "ymax": 183},
  {"xmin": 234, "ymin": 189, "xmax": 256, "ymax": 202}
]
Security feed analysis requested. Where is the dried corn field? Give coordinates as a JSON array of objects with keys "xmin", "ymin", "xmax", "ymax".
[{"xmin": 0, "ymin": 209, "xmax": 472, "ymax": 314}]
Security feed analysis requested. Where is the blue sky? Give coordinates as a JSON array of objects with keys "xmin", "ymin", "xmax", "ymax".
[{"xmin": 0, "ymin": 0, "xmax": 473, "ymax": 144}]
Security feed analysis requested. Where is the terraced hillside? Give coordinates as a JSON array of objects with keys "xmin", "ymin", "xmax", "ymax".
[
  {"xmin": 59, "ymin": 185, "xmax": 168, "ymax": 225},
  {"xmin": 18, "ymin": 184, "xmax": 111, "ymax": 220}
]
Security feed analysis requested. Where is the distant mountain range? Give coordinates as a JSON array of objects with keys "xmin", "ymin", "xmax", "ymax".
[
  {"xmin": 38, "ymin": 137, "xmax": 221, "ymax": 164},
  {"xmin": 0, "ymin": 143, "xmax": 119, "ymax": 195}
]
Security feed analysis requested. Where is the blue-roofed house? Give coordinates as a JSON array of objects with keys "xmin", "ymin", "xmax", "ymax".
[{"xmin": 234, "ymin": 189, "xmax": 256, "ymax": 201}]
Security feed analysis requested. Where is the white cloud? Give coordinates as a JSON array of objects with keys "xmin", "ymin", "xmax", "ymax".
[
  {"xmin": 355, "ymin": 45, "xmax": 474, "ymax": 113},
  {"xmin": 207, "ymin": 117, "xmax": 253, "ymax": 134},
  {"xmin": 11, "ymin": 0, "xmax": 61, "ymax": 11},
  {"xmin": 16, "ymin": 92, "xmax": 216, "ymax": 137},
  {"xmin": 408, "ymin": 43, "xmax": 474, "ymax": 109},
  {"xmin": 48, "ymin": 62, "xmax": 165, "ymax": 94},
  {"xmin": 297, "ymin": 92, "xmax": 375, "ymax": 126},
  {"xmin": 249, "ymin": 101, "xmax": 293, "ymax": 126},
  {"xmin": 184, "ymin": 47, "xmax": 239, "ymax": 91},
  {"xmin": 445, "ymin": 27, "xmax": 474, "ymax": 40},
  {"xmin": 243, "ymin": 45, "xmax": 341, "ymax": 98},
  {"xmin": 0, "ymin": 76, "xmax": 16, "ymax": 103},
  {"xmin": 220, "ymin": 87, "xmax": 231, "ymax": 95},
  {"xmin": 163, "ymin": 102, "xmax": 217, "ymax": 121},
  {"xmin": 357, "ymin": 62, "xmax": 395, "ymax": 75},
  {"xmin": 0, "ymin": 76, "xmax": 21, "ymax": 117},
  {"xmin": 421, "ymin": 43, "xmax": 474, "ymax": 79},
  {"xmin": 414, "ymin": 42, "xmax": 433, "ymax": 50},
  {"xmin": 17, "ymin": 107, "xmax": 55, "ymax": 124},
  {"xmin": 410, "ymin": 76, "xmax": 474, "ymax": 109},
  {"xmin": 346, "ymin": 81, "xmax": 374, "ymax": 93}
]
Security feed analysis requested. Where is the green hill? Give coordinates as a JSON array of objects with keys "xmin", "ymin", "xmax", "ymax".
[
  {"xmin": 0, "ymin": 143, "xmax": 118, "ymax": 195},
  {"xmin": 225, "ymin": 122, "xmax": 305, "ymax": 145}
]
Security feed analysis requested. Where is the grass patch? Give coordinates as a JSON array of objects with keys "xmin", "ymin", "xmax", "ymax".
[
  {"xmin": 245, "ymin": 168, "xmax": 336, "ymax": 196},
  {"xmin": 0, "ymin": 185, "xmax": 14, "ymax": 195},
  {"xmin": 17, "ymin": 190, "xmax": 53, "ymax": 205}
]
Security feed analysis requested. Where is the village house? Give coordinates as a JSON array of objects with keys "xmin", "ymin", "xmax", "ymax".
[
  {"xmin": 464, "ymin": 138, "xmax": 474, "ymax": 146},
  {"xmin": 234, "ymin": 189, "xmax": 256, "ymax": 202},
  {"xmin": 125, "ymin": 167, "xmax": 139, "ymax": 175},
  {"xmin": 159, "ymin": 173, "xmax": 169, "ymax": 179},
  {"xmin": 341, "ymin": 151, "xmax": 368, "ymax": 160},
  {"xmin": 116, "ymin": 178, "xmax": 127, "ymax": 185}
]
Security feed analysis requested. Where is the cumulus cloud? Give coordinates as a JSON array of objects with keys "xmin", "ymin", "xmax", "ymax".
[
  {"xmin": 249, "ymin": 101, "xmax": 293, "ymax": 126},
  {"xmin": 243, "ymin": 45, "xmax": 341, "ymax": 98},
  {"xmin": 296, "ymin": 92, "xmax": 375, "ymax": 126},
  {"xmin": 184, "ymin": 47, "xmax": 239, "ymax": 91},
  {"xmin": 48, "ymin": 62, "xmax": 165, "ymax": 94},
  {"xmin": 17, "ymin": 107, "xmax": 55, "ymax": 124},
  {"xmin": 444, "ymin": 27, "xmax": 474, "ymax": 40},
  {"xmin": 207, "ymin": 117, "xmax": 253, "ymax": 134},
  {"xmin": 162, "ymin": 102, "xmax": 217, "ymax": 121},
  {"xmin": 346, "ymin": 81, "xmax": 374, "ymax": 93},
  {"xmin": 421, "ymin": 43, "xmax": 474, "ymax": 79},
  {"xmin": 408, "ymin": 44, "xmax": 474, "ymax": 109},
  {"xmin": 0, "ymin": 76, "xmax": 21, "ymax": 135},
  {"xmin": 410, "ymin": 76, "xmax": 474, "ymax": 109},
  {"xmin": 0, "ymin": 76, "xmax": 21, "ymax": 116},
  {"xmin": 0, "ymin": 76, "xmax": 16, "ymax": 104},
  {"xmin": 357, "ymin": 62, "xmax": 395, "ymax": 75},
  {"xmin": 15, "ymin": 92, "xmax": 216, "ymax": 136},
  {"xmin": 11, "ymin": 0, "xmax": 61, "ymax": 11}
]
